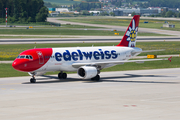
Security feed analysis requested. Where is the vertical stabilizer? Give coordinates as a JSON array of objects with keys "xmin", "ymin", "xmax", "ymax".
[{"xmin": 116, "ymin": 15, "xmax": 140, "ymax": 47}]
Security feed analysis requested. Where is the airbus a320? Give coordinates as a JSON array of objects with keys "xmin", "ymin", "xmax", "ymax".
[{"xmin": 12, "ymin": 15, "xmax": 171, "ymax": 83}]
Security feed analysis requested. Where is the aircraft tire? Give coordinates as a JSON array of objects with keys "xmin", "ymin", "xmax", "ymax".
[
  {"xmin": 58, "ymin": 73, "xmax": 62, "ymax": 79},
  {"xmin": 91, "ymin": 75, "xmax": 100, "ymax": 81},
  {"xmin": 30, "ymin": 78, "xmax": 36, "ymax": 83},
  {"xmin": 62, "ymin": 73, "xmax": 67, "ymax": 79}
]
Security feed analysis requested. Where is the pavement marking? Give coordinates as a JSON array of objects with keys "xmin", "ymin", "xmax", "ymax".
[
  {"xmin": 0, "ymin": 83, "xmax": 21, "ymax": 86},
  {"xmin": 1, "ymin": 88, "xmax": 15, "ymax": 90},
  {"xmin": 123, "ymin": 105, "xmax": 137, "ymax": 107}
]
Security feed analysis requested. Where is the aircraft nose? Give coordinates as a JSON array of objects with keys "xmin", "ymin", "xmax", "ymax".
[{"xmin": 12, "ymin": 60, "xmax": 22, "ymax": 71}]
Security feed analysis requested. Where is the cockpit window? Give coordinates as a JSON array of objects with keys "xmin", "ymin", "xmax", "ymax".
[
  {"xmin": 17, "ymin": 55, "xmax": 33, "ymax": 60},
  {"xmin": 29, "ymin": 55, "xmax": 33, "ymax": 59},
  {"xmin": 20, "ymin": 56, "xmax": 25, "ymax": 58},
  {"xmin": 26, "ymin": 56, "xmax": 29, "ymax": 59}
]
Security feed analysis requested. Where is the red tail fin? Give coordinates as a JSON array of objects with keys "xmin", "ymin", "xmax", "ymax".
[{"xmin": 116, "ymin": 15, "xmax": 140, "ymax": 47}]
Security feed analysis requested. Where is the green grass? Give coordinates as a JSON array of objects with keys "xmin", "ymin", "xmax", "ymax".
[
  {"xmin": 0, "ymin": 29, "xmax": 166, "ymax": 36},
  {"xmin": 0, "ymin": 57, "xmax": 179, "ymax": 78},
  {"xmin": 137, "ymin": 42, "xmax": 180, "ymax": 56},
  {"xmin": 61, "ymin": 18, "xmax": 180, "ymax": 31},
  {"xmin": 0, "ymin": 42, "xmax": 180, "ymax": 60},
  {"xmin": 0, "ymin": 64, "xmax": 28, "ymax": 77}
]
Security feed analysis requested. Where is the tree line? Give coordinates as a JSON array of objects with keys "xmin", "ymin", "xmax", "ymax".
[{"xmin": 0, "ymin": 0, "xmax": 48, "ymax": 23}]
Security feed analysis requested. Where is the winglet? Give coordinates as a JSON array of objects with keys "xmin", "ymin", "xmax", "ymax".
[{"xmin": 168, "ymin": 56, "xmax": 172, "ymax": 62}]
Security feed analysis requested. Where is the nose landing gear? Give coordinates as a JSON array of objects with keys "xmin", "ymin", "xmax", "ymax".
[{"xmin": 30, "ymin": 74, "xmax": 36, "ymax": 83}]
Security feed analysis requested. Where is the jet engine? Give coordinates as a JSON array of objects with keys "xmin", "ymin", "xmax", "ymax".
[{"xmin": 78, "ymin": 66, "xmax": 98, "ymax": 79}]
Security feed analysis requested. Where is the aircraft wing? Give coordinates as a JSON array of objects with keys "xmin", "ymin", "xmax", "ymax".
[{"xmin": 72, "ymin": 58, "xmax": 169, "ymax": 68}]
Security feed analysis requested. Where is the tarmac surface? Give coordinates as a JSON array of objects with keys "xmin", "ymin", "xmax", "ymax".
[
  {"xmin": 1, "ymin": 68, "xmax": 180, "ymax": 120},
  {"xmin": 1, "ymin": 36, "xmax": 180, "ymax": 44}
]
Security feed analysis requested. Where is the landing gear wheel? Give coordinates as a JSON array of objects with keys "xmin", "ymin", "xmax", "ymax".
[
  {"xmin": 58, "ymin": 73, "xmax": 62, "ymax": 79},
  {"xmin": 91, "ymin": 75, "xmax": 100, "ymax": 81},
  {"xmin": 62, "ymin": 73, "xmax": 67, "ymax": 79},
  {"xmin": 58, "ymin": 72, "xmax": 67, "ymax": 79},
  {"xmin": 30, "ymin": 78, "xmax": 36, "ymax": 83}
]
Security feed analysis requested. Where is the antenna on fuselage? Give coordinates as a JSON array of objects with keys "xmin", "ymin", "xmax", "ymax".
[{"xmin": 34, "ymin": 46, "xmax": 36, "ymax": 49}]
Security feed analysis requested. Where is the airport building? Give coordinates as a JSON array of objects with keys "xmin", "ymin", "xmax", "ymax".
[
  {"xmin": 48, "ymin": 8, "xmax": 56, "ymax": 14},
  {"xmin": 117, "ymin": 7, "xmax": 161, "ymax": 16},
  {"xmin": 55, "ymin": 8, "xmax": 69, "ymax": 13}
]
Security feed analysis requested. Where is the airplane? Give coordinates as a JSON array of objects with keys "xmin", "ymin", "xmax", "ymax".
[{"xmin": 12, "ymin": 15, "xmax": 171, "ymax": 83}]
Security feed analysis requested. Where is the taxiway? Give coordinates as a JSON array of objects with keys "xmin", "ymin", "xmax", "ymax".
[
  {"xmin": 1, "ymin": 36, "xmax": 180, "ymax": 44},
  {"xmin": 0, "ymin": 68, "xmax": 180, "ymax": 120}
]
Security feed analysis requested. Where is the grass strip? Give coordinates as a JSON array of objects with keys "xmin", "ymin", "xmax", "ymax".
[{"xmin": 61, "ymin": 18, "xmax": 180, "ymax": 31}]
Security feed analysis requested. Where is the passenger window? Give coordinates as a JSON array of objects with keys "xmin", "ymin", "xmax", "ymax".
[{"xmin": 17, "ymin": 55, "xmax": 20, "ymax": 58}]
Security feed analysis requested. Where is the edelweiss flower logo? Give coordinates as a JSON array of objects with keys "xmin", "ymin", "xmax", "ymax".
[
  {"xmin": 38, "ymin": 52, "xmax": 42, "ymax": 56},
  {"xmin": 126, "ymin": 19, "xmax": 138, "ymax": 47}
]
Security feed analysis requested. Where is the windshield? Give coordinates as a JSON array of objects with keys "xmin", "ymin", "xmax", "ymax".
[{"xmin": 17, "ymin": 55, "xmax": 33, "ymax": 60}]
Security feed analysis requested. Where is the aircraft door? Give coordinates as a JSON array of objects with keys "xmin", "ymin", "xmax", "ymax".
[{"xmin": 37, "ymin": 51, "xmax": 44, "ymax": 64}]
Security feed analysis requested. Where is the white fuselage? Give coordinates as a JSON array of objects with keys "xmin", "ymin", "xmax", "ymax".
[{"xmin": 35, "ymin": 46, "xmax": 142, "ymax": 73}]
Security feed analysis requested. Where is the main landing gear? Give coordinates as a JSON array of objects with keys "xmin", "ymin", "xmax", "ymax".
[
  {"xmin": 58, "ymin": 72, "xmax": 67, "ymax": 79},
  {"xmin": 91, "ymin": 75, "xmax": 100, "ymax": 81}
]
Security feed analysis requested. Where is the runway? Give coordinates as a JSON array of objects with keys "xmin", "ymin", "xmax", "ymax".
[
  {"xmin": 1, "ymin": 68, "xmax": 180, "ymax": 120},
  {"xmin": 1, "ymin": 36, "xmax": 180, "ymax": 44}
]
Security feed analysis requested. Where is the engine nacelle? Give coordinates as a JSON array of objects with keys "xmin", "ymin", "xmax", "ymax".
[{"xmin": 78, "ymin": 66, "xmax": 98, "ymax": 79}]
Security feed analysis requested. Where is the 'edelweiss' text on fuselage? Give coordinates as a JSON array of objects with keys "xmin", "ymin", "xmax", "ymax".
[{"xmin": 55, "ymin": 49, "xmax": 118, "ymax": 61}]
